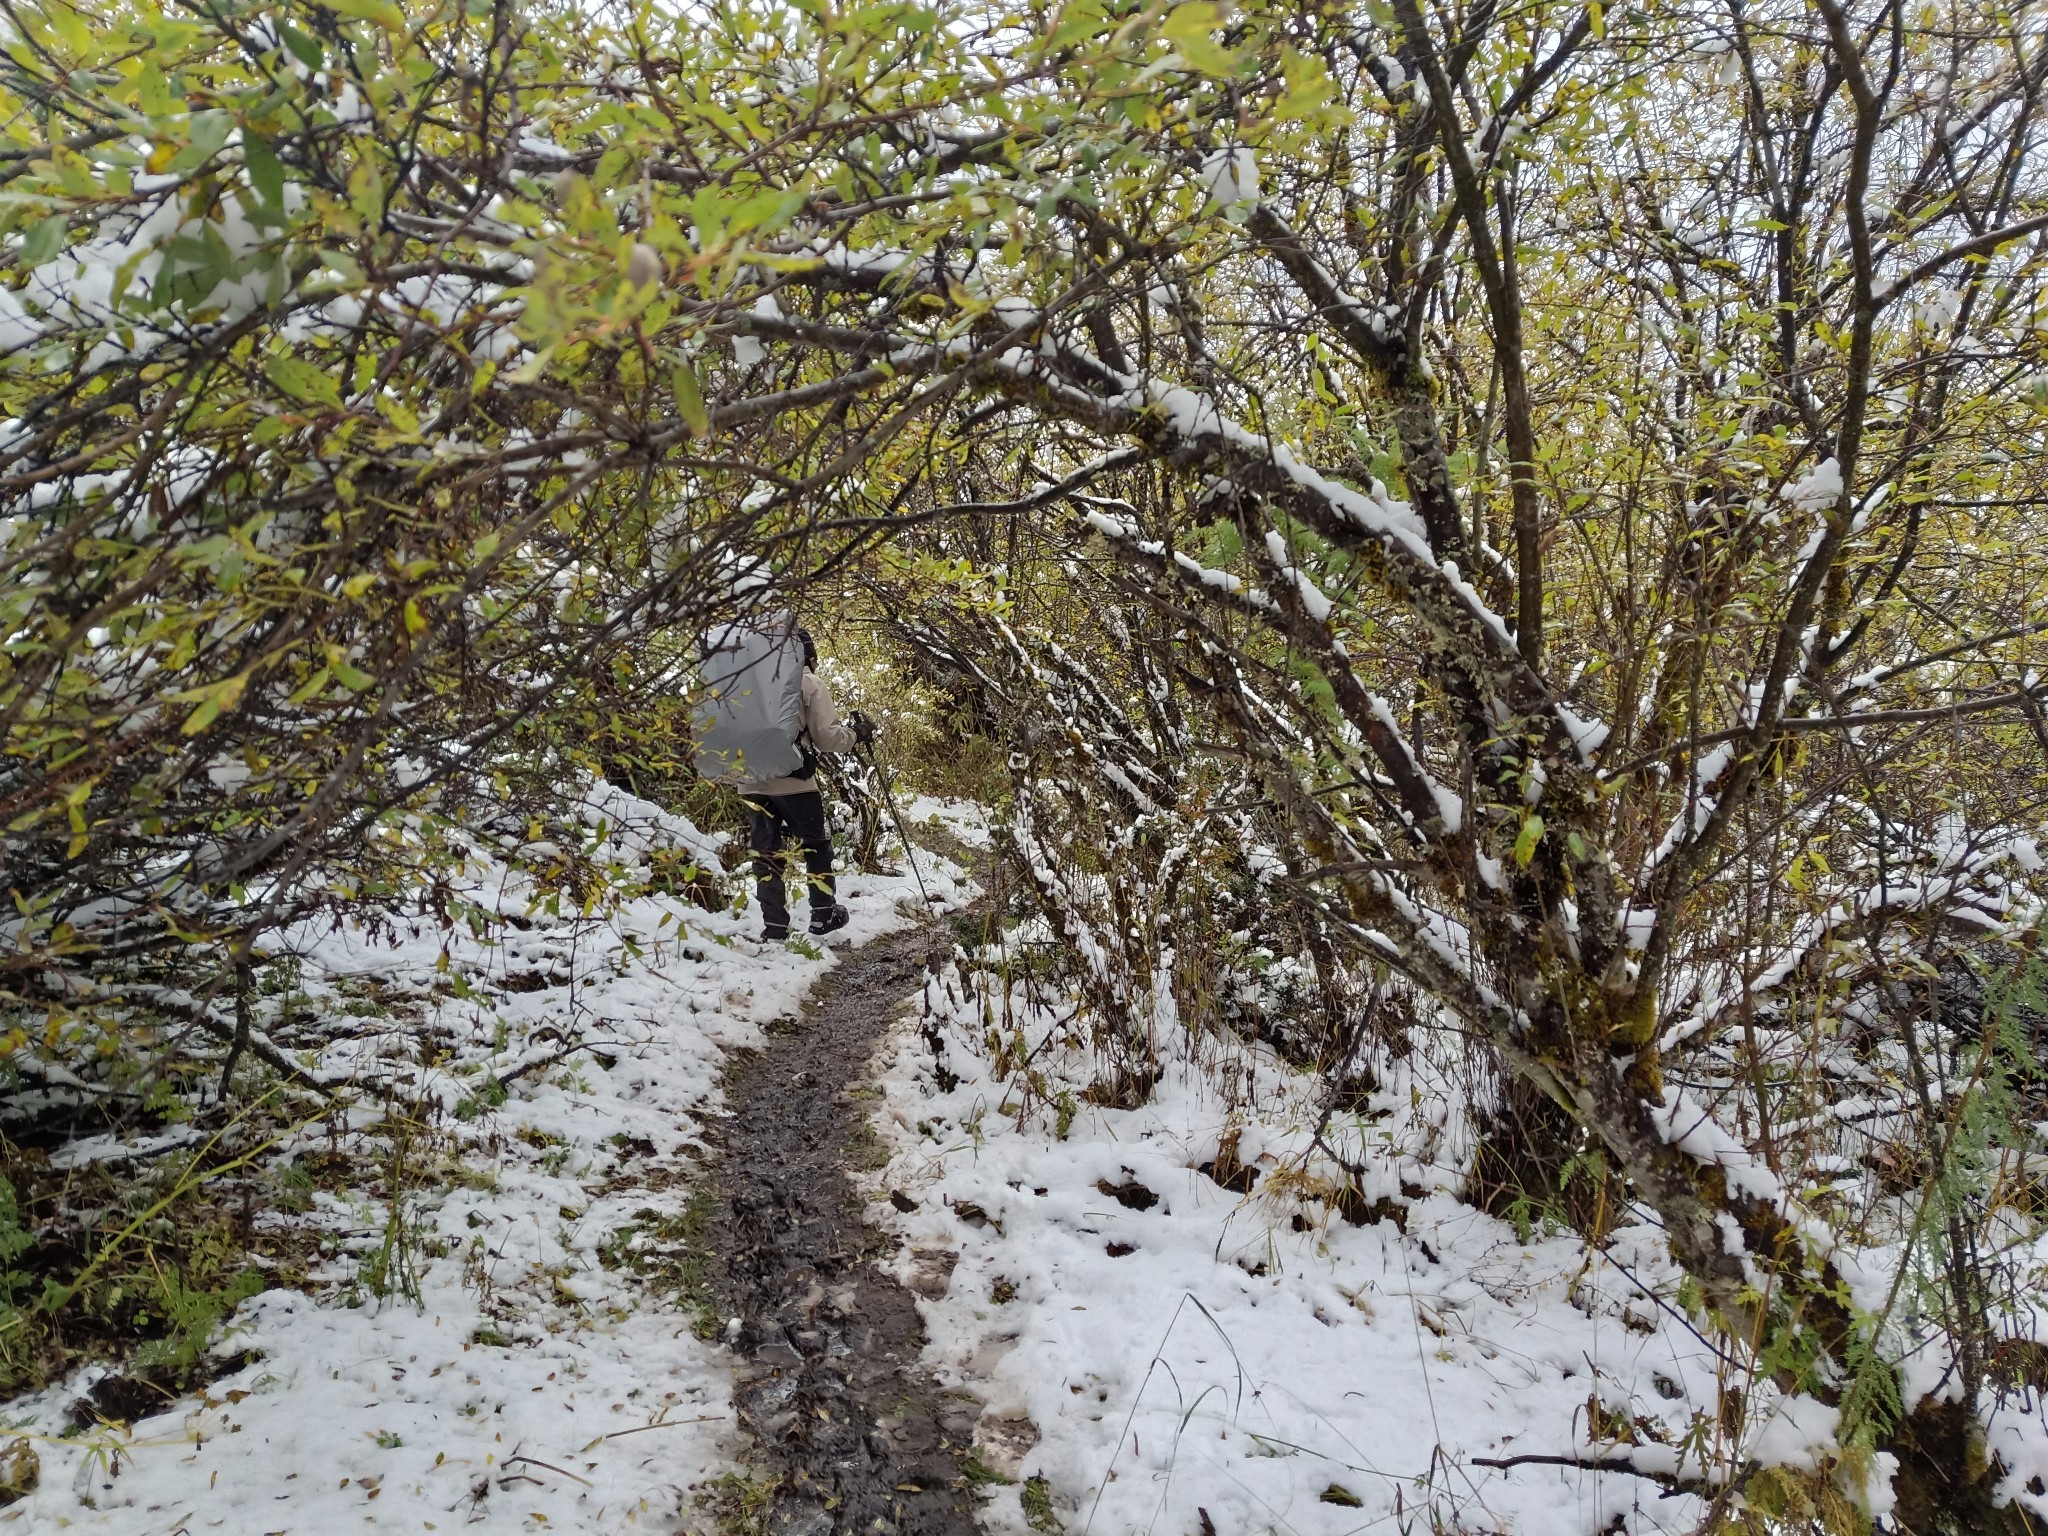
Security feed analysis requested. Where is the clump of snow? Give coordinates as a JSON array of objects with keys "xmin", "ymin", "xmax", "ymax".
[
  {"xmin": 731, "ymin": 293, "xmax": 781, "ymax": 366},
  {"xmin": 1263, "ymin": 528, "xmax": 1336, "ymax": 623},
  {"xmin": 1914, "ymin": 287, "xmax": 1963, "ymax": 328},
  {"xmin": 1198, "ymin": 146, "xmax": 1259, "ymax": 207},
  {"xmin": 1557, "ymin": 703, "xmax": 1611, "ymax": 762},
  {"xmin": 1780, "ymin": 457, "xmax": 1843, "ymax": 514},
  {"xmin": 1619, "ymin": 903, "xmax": 1657, "ymax": 951},
  {"xmin": 0, "ymin": 175, "xmax": 294, "ymax": 372},
  {"xmin": 1648, "ymin": 741, "xmax": 1735, "ymax": 869},
  {"xmin": 1748, "ymin": 1394, "xmax": 1840, "ymax": 1471},
  {"xmin": 898, "ymin": 794, "xmax": 995, "ymax": 852}
]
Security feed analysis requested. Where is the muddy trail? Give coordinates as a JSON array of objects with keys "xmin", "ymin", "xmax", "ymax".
[{"xmin": 707, "ymin": 917, "xmax": 983, "ymax": 1536}]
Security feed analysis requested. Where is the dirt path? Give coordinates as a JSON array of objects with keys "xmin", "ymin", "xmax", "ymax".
[{"xmin": 708, "ymin": 918, "xmax": 983, "ymax": 1536}]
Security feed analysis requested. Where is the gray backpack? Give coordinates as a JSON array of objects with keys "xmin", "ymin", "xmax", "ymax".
[{"xmin": 692, "ymin": 613, "xmax": 807, "ymax": 785}]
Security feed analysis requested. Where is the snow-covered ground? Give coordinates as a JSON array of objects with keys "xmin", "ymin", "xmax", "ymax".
[
  {"xmin": 17, "ymin": 786, "xmax": 2007, "ymax": 1536},
  {"xmin": 2, "ymin": 783, "xmax": 981, "ymax": 1535},
  {"xmin": 864, "ymin": 939, "xmax": 1835, "ymax": 1536}
]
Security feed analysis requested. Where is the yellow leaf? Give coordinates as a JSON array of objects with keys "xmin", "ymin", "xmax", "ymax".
[
  {"xmin": 179, "ymin": 672, "xmax": 250, "ymax": 735},
  {"xmin": 48, "ymin": 6, "xmax": 89, "ymax": 54},
  {"xmin": 1160, "ymin": 2, "xmax": 1235, "ymax": 74},
  {"xmin": 348, "ymin": 159, "xmax": 385, "ymax": 225},
  {"xmin": 321, "ymin": 0, "xmax": 406, "ymax": 29}
]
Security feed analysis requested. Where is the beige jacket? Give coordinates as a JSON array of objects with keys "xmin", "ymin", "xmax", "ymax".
[{"xmin": 741, "ymin": 669, "xmax": 856, "ymax": 796}]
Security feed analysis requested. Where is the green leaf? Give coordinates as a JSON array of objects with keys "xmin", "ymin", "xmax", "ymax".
[
  {"xmin": 671, "ymin": 363, "xmax": 710, "ymax": 438},
  {"xmin": 18, "ymin": 215, "xmax": 69, "ymax": 268},
  {"xmin": 167, "ymin": 111, "xmax": 235, "ymax": 175},
  {"xmin": 1513, "ymin": 812, "xmax": 1545, "ymax": 868},
  {"xmin": 245, "ymin": 134, "xmax": 285, "ymax": 208},
  {"xmin": 287, "ymin": 667, "xmax": 331, "ymax": 704},
  {"xmin": 1160, "ymin": 2, "xmax": 1235, "ymax": 75},
  {"xmin": 321, "ymin": 0, "xmax": 406, "ymax": 30},
  {"xmin": 688, "ymin": 187, "xmax": 734, "ymax": 248},
  {"xmin": 347, "ymin": 161, "xmax": 385, "ymax": 226},
  {"xmin": 279, "ymin": 24, "xmax": 322, "ymax": 70},
  {"xmin": 136, "ymin": 58, "xmax": 176, "ymax": 116},
  {"xmin": 48, "ymin": 6, "xmax": 90, "ymax": 54},
  {"xmin": 317, "ymin": 248, "xmax": 364, "ymax": 286},
  {"xmin": 731, "ymin": 187, "xmax": 806, "ymax": 235},
  {"xmin": 1043, "ymin": 0, "xmax": 1105, "ymax": 51},
  {"xmin": 174, "ymin": 534, "xmax": 234, "ymax": 566},
  {"xmin": 177, "ymin": 673, "xmax": 250, "ymax": 736},
  {"xmin": 1275, "ymin": 47, "xmax": 1336, "ymax": 121},
  {"xmin": 265, "ymin": 355, "xmax": 343, "ymax": 409}
]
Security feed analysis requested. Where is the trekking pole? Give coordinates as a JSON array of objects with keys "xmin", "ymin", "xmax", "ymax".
[{"xmin": 856, "ymin": 735, "xmax": 933, "ymax": 908}]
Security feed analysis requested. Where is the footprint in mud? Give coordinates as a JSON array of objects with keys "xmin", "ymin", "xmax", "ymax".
[{"xmin": 709, "ymin": 921, "xmax": 984, "ymax": 1536}]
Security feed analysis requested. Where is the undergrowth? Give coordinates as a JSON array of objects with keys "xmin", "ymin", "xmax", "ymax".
[
  {"xmin": 0, "ymin": 1133, "xmax": 279, "ymax": 1406},
  {"xmin": 599, "ymin": 1188, "xmax": 722, "ymax": 1342},
  {"xmin": 1019, "ymin": 1472, "xmax": 1061, "ymax": 1533},
  {"xmin": 698, "ymin": 1470, "xmax": 782, "ymax": 1536}
]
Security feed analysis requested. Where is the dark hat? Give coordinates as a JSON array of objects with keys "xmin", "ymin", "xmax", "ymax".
[{"xmin": 796, "ymin": 627, "xmax": 817, "ymax": 669}]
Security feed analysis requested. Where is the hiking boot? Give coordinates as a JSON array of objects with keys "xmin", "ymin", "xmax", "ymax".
[
  {"xmin": 809, "ymin": 903, "xmax": 850, "ymax": 936},
  {"xmin": 762, "ymin": 922, "xmax": 790, "ymax": 942}
]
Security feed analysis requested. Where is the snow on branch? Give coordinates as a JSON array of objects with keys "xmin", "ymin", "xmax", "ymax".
[
  {"xmin": 1086, "ymin": 507, "xmax": 1465, "ymax": 847},
  {"xmin": 750, "ymin": 250, "xmax": 1599, "ymax": 773},
  {"xmin": 1660, "ymin": 823, "xmax": 2044, "ymax": 1052}
]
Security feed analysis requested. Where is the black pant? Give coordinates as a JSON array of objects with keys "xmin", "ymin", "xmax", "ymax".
[{"xmin": 748, "ymin": 790, "xmax": 835, "ymax": 933}]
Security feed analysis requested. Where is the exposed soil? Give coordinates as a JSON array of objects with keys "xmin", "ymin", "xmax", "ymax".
[{"xmin": 707, "ymin": 918, "xmax": 983, "ymax": 1536}]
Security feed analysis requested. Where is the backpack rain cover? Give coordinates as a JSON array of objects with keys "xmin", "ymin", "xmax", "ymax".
[{"xmin": 692, "ymin": 612, "xmax": 806, "ymax": 785}]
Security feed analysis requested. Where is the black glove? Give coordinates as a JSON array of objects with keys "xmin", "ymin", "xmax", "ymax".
[{"xmin": 849, "ymin": 710, "xmax": 877, "ymax": 745}]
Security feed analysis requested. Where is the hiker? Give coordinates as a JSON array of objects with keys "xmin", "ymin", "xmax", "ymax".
[{"xmin": 736, "ymin": 628, "xmax": 874, "ymax": 940}]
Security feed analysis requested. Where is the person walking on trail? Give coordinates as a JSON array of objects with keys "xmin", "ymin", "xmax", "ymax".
[{"xmin": 737, "ymin": 628, "xmax": 874, "ymax": 942}]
